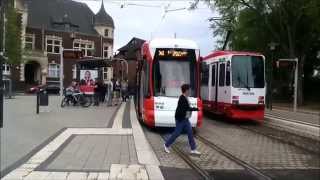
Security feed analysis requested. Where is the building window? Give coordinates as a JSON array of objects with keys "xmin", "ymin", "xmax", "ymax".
[
  {"xmin": 72, "ymin": 64, "xmax": 77, "ymax": 79},
  {"xmin": 104, "ymin": 29, "xmax": 108, "ymax": 37},
  {"xmin": 103, "ymin": 44, "xmax": 109, "ymax": 58},
  {"xmin": 2, "ymin": 64, "xmax": 11, "ymax": 76},
  {"xmin": 73, "ymin": 39, "xmax": 94, "ymax": 57},
  {"xmin": 103, "ymin": 67, "xmax": 108, "ymax": 80},
  {"xmin": 25, "ymin": 34, "xmax": 35, "ymax": 50},
  {"xmin": 46, "ymin": 36, "xmax": 62, "ymax": 54},
  {"xmin": 48, "ymin": 64, "xmax": 60, "ymax": 78}
]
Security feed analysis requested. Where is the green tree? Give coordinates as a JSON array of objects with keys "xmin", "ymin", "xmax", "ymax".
[
  {"xmin": 5, "ymin": 0, "xmax": 22, "ymax": 65},
  {"xmin": 199, "ymin": 0, "xmax": 320, "ymax": 105}
]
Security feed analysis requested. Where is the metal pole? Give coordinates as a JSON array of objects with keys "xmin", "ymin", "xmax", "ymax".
[
  {"xmin": 270, "ymin": 52, "xmax": 273, "ymax": 110},
  {"xmin": 60, "ymin": 47, "xmax": 64, "ymax": 98},
  {"xmin": 0, "ymin": 54, "xmax": 3, "ymax": 127},
  {"xmin": 293, "ymin": 58, "xmax": 298, "ymax": 112},
  {"xmin": 36, "ymin": 91, "xmax": 39, "ymax": 114},
  {"xmin": 2, "ymin": 10, "xmax": 5, "ymax": 53}
]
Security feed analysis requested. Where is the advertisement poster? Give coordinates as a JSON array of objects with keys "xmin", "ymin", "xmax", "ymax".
[{"xmin": 79, "ymin": 70, "xmax": 98, "ymax": 94}]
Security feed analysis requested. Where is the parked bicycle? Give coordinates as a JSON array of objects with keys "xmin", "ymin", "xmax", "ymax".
[{"xmin": 61, "ymin": 88, "xmax": 92, "ymax": 108}]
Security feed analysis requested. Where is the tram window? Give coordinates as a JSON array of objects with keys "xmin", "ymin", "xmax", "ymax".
[
  {"xmin": 211, "ymin": 65, "xmax": 216, "ymax": 86},
  {"xmin": 201, "ymin": 63, "xmax": 209, "ymax": 85},
  {"xmin": 226, "ymin": 62, "xmax": 230, "ymax": 86},
  {"xmin": 219, "ymin": 63, "xmax": 225, "ymax": 87}
]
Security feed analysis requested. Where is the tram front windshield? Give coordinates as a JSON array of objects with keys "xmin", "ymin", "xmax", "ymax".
[
  {"xmin": 153, "ymin": 49, "xmax": 197, "ymax": 97},
  {"xmin": 231, "ymin": 55, "xmax": 265, "ymax": 89}
]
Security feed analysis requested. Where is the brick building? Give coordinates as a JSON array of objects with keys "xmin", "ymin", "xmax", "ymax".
[
  {"xmin": 115, "ymin": 37, "xmax": 145, "ymax": 90},
  {"xmin": 10, "ymin": 0, "xmax": 115, "ymax": 91}
]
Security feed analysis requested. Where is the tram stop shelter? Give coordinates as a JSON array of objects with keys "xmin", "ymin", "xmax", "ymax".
[{"xmin": 75, "ymin": 58, "xmax": 113, "ymax": 94}]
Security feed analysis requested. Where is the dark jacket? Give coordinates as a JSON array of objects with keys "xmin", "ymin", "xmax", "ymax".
[{"xmin": 175, "ymin": 95, "xmax": 198, "ymax": 121}]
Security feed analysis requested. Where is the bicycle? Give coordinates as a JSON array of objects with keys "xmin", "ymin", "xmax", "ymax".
[{"xmin": 61, "ymin": 89, "xmax": 92, "ymax": 108}]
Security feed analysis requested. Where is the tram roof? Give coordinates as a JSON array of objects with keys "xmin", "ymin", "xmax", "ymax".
[
  {"xmin": 203, "ymin": 50, "xmax": 263, "ymax": 60},
  {"xmin": 149, "ymin": 38, "xmax": 199, "ymax": 50}
]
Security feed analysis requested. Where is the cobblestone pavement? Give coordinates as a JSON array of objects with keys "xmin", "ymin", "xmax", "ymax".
[
  {"xmin": 240, "ymin": 121, "xmax": 320, "ymax": 154},
  {"xmin": 143, "ymin": 128, "xmax": 190, "ymax": 169},
  {"xmin": 168, "ymin": 135, "xmax": 243, "ymax": 170},
  {"xmin": 199, "ymin": 117, "xmax": 320, "ymax": 170}
]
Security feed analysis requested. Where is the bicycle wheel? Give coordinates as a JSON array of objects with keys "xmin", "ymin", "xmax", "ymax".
[
  {"xmin": 80, "ymin": 95, "xmax": 92, "ymax": 107},
  {"xmin": 61, "ymin": 97, "xmax": 69, "ymax": 107}
]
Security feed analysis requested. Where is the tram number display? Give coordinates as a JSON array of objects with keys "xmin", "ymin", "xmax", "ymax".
[
  {"xmin": 158, "ymin": 49, "xmax": 188, "ymax": 58},
  {"xmin": 242, "ymin": 92, "xmax": 255, "ymax": 95}
]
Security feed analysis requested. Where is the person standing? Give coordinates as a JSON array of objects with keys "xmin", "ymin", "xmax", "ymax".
[
  {"xmin": 164, "ymin": 84, "xmax": 201, "ymax": 155},
  {"xmin": 113, "ymin": 79, "xmax": 121, "ymax": 105},
  {"xmin": 106, "ymin": 79, "xmax": 113, "ymax": 106},
  {"xmin": 94, "ymin": 79, "xmax": 102, "ymax": 106},
  {"xmin": 100, "ymin": 82, "xmax": 107, "ymax": 103},
  {"xmin": 121, "ymin": 79, "xmax": 128, "ymax": 102}
]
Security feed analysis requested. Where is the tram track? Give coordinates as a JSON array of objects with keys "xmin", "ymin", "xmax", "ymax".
[
  {"xmin": 160, "ymin": 135, "xmax": 213, "ymax": 180},
  {"xmin": 161, "ymin": 132, "xmax": 273, "ymax": 180},
  {"xmin": 195, "ymin": 135, "xmax": 273, "ymax": 180}
]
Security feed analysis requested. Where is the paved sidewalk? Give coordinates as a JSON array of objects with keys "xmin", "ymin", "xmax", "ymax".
[
  {"xmin": 2, "ymin": 100, "xmax": 164, "ymax": 180},
  {"xmin": 265, "ymin": 109, "xmax": 320, "ymax": 125},
  {"xmin": 265, "ymin": 109, "xmax": 320, "ymax": 139},
  {"xmin": 1, "ymin": 96, "xmax": 118, "ymax": 172}
]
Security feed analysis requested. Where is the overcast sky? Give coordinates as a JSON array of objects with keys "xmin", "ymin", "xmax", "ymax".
[{"xmin": 79, "ymin": 0, "xmax": 218, "ymax": 55}]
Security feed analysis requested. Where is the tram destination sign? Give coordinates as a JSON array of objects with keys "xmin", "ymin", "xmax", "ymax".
[{"xmin": 158, "ymin": 49, "xmax": 188, "ymax": 58}]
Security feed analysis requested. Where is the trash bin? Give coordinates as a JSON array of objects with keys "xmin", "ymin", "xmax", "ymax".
[{"xmin": 39, "ymin": 89, "xmax": 49, "ymax": 106}]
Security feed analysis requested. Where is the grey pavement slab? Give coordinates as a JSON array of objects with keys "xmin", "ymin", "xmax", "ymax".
[
  {"xmin": 122, "ymin": 102, "xmax": 132, "ymax": 128},
  {"xmin": 42, "ymin": 135, "xmax": 138, "ymax": 172},
  {"xmin": 1, "ymin": 96, "xmax": 118, "ymax": 172}
]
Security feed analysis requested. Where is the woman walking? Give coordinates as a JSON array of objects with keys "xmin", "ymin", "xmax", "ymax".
[{"xmin": 164, "ymin": 84, "xmax": 201, "ymax": 155}]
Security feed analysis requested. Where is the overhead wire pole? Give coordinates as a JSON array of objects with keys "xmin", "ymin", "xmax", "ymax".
[{"xmin": 0, "ymin": 0, "xmax": 6, "ymax": 128}]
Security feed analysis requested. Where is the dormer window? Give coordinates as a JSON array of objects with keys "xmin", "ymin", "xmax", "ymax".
[{"xmin": 104, "ymin": 29, "xmax": 109, "ymax": 37}]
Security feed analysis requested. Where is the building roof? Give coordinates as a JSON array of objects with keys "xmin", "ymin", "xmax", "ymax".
[
  {"xmin": 116, "ymin": 37, "xmax": 146, "ymax": 60},
  {"xmin": 26, "ymin": 0, "xmax": 113, "ymax": 35},
  {"xmin": 94, "ymin": 0, "xmax": 115, "ymax": 28},
  {"xmin": 149, "ymin": 38, "xmax": 199, "ymax": 50}
]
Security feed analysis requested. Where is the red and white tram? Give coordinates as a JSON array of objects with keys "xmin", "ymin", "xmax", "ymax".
[
  {"xmin": 201, "ymin": 51, "xmax": 265, "ymax": 121},
  {"xmin": 136, "ymin": 38, "xmax": 203, "ymax": 128}
]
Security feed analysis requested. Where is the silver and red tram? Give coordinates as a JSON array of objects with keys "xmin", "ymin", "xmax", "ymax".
[
  {"xmin": 136, "ymin": 38, "xmax": 203, "ymax": 128},
  {"xmin": 201, "ymin": 51, "xmax": 266, "ymax": 122}
]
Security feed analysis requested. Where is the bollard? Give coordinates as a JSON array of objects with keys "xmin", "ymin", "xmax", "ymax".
[{"xmin": 36, "ymin": 91, "xmax": 40, "ymax": 114}]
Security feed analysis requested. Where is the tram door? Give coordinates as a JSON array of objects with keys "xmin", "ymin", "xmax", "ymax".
[
  {"xmin": 209, "ymin": 63, "xmax": 218, "ymax": 109},
  {"xmin": 217, "ymin": 62, "xmax": 226, "ymax": 110}
]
